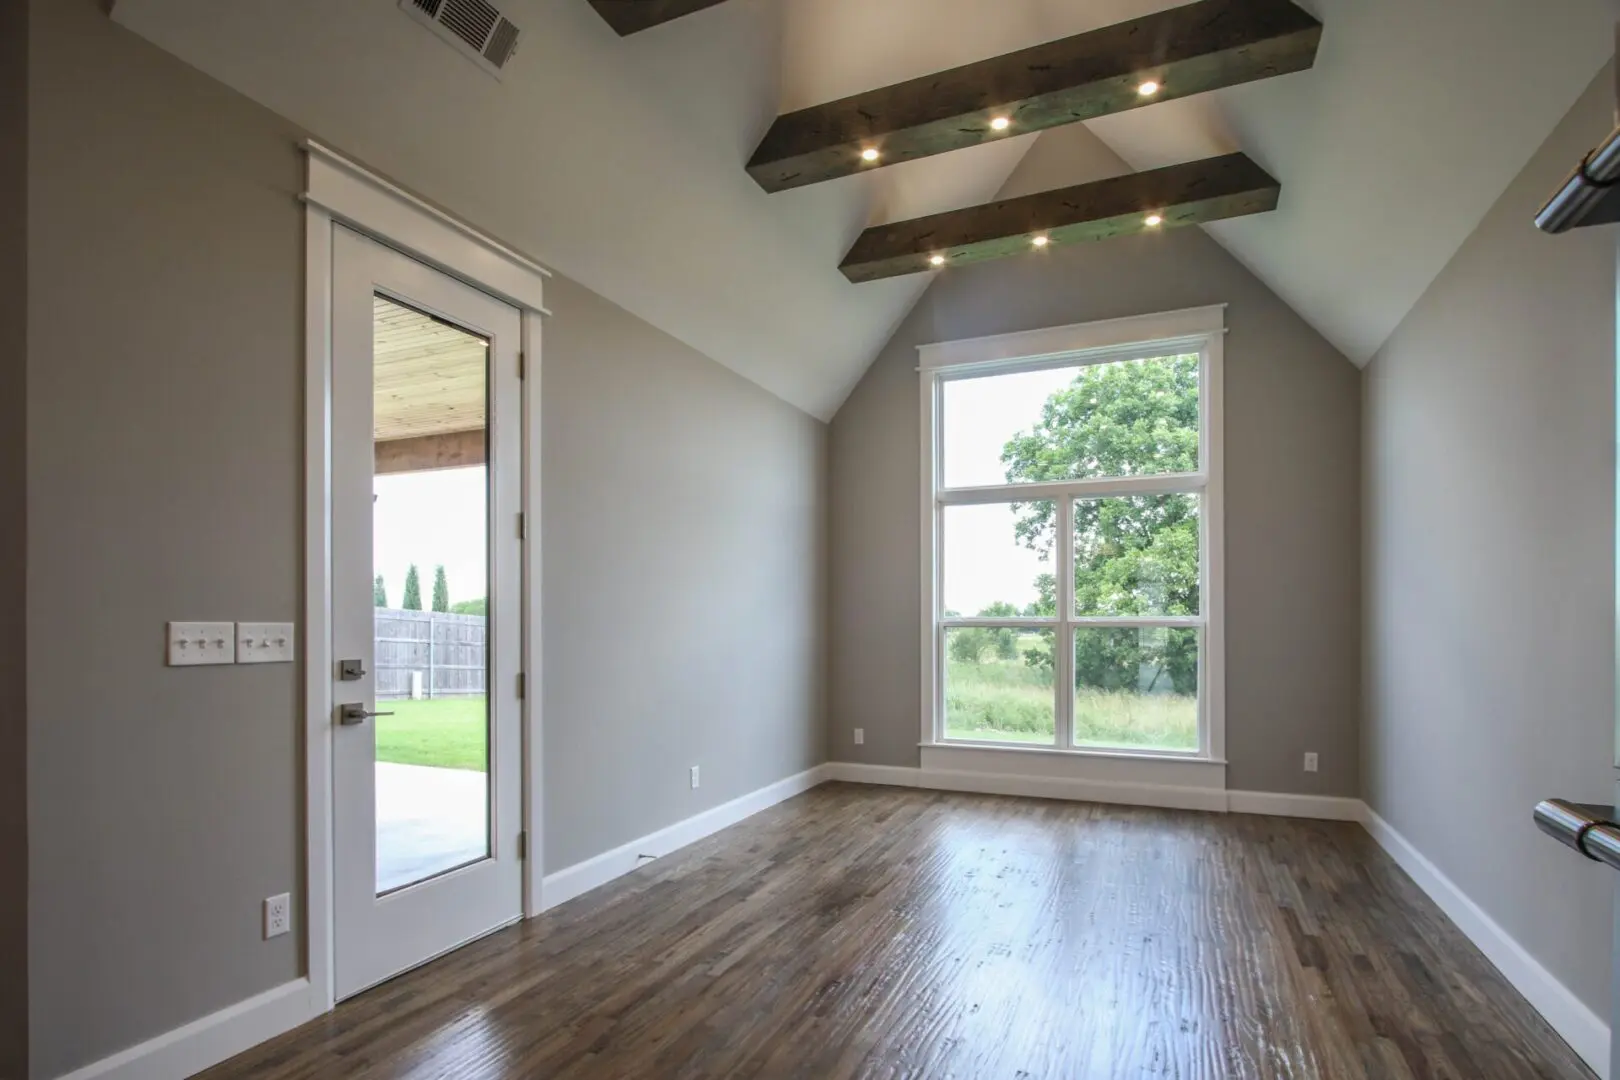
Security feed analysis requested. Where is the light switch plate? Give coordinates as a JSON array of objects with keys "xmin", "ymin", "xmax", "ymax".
[
  {"xmin": 167, "ymin": 622, "xmax": 235, "ymax": 666},
  {"xmin": 237, "ymin": 623, "xmax": 295, "ymax": 664}
]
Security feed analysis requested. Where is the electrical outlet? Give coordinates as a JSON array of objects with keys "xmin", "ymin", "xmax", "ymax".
[
  {"xmin": 854, "ymin": 728, "xmax": 865, "ymax": 745},
  {"xmin": 690, "ymin": 765, "xmax": 700, "ymax": 790},
  {"xmin": 263, "ymin": 893, "xmax": 291, "ymax": 940},
  {"xmin": 167, "ymin": 622, "xmax": 235, "ymax": 666},
  {"xmin": 1303, "ymin": 752, "xmax": 1319, "ymax": 774}
]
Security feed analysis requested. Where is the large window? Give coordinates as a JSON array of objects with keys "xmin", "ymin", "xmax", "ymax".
[{"xmin": 922, "ymin": 308, "xmax": 1223, "ymax": 759}]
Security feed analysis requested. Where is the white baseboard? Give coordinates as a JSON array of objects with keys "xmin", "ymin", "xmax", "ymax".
[
  {"xmin": 828, "ymin": 761, "xmax": 1361, "ymax": 819},
  {"xmin": 830, "ymin": 761, "xmax": 1229, "ymax": 812},
  {"xmin": 539, "ymin": 764, "xmax": 830, "ymax": 911},
  {"xmin": 53, "ymin": 978, "xmax": 320, "ymax": 1080},
  {"xmin": 1226, "ymin": 790, "xmax": 1364, "ymax": 820},
  {"xmin": 1361, "ymin": 807, "xmax": 1610, "ymax": 1078},
  {"xmin": 822, "ymin": 762, "xmax": 928, "ymax": 789}
]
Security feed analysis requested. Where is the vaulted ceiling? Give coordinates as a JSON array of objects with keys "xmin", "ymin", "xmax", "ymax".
[{"xmin": 112, "ymin": 0, "xmax": 1617, "ymax": 420}]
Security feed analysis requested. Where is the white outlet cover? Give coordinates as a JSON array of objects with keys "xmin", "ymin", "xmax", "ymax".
[
  {"xmin": 264, "ymin": 893, "xmax": 291, "ymax": 940},
  {"xmin": 167, "ymin": 622, "xmax": 235, "ymax": 666},
  {"xmin": 690, "ymin": 765, "xmax": 700, "ymax": 789},
  {"xmin": 854, "ymin": 728, "xmax": 865, "ymax": 745},
  {"xmin": 237, "ymin": 622, "xmax": 295, "ymax": 664}
]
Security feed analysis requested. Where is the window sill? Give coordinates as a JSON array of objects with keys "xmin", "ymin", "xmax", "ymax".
[{"xmin": 921, "ymin": 740, "xmax": 1225, "ymax": 766}]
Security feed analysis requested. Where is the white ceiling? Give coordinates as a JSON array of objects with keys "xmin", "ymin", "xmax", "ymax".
[{"xmin": 111, "ymin": 0, "xmax": 1617, "ymax": 420}]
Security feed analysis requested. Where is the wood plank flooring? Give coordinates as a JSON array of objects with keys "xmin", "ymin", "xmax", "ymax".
[{"xmin": 203, "ymin": 784, "xmax": 1596, "ymax": 1079}]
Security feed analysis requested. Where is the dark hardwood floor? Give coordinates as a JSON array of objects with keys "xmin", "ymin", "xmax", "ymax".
[{"xmin": 203, "ymin": 784, "xmax": 1595, "ymax": 1079}]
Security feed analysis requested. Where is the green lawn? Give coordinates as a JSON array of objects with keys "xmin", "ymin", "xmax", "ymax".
[
  {"xmin": 372, "ymin": 663, "xmax": 1197, "ymax": 769},
  {"xmin": 374, "ymin": 698, "xmax": 488, "ymax": 772},
  {"xmin": 945, "ymin": 644, "xmax": 1197, "ymax": 752}
]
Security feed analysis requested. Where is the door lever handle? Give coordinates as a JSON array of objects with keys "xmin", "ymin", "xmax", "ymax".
[{"xmin": 339, "ymin": 703, "xmax": 395, "ymax": 726}]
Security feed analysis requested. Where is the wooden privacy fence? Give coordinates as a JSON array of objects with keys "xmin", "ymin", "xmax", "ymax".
[{"xmin": 375, "ymin": 608, "xmax": 486, "ymax": 699}]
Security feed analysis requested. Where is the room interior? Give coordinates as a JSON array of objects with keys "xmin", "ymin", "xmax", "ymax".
[{"xmin": 5, "ymin": 0, "xmax": 1620, "ymax": 1077}]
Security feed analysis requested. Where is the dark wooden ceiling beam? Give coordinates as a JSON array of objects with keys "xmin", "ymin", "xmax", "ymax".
[
  {"xmin": 839, "ymin": 152, "xmax": 1279, "ymax": 283},
  {"xmin": 749, "ymin": 0, "xmax": 1320, "ymax": 193},
  {"xmin": 586, "ymin": 0, "xmax": 731, "ymax": 36}
]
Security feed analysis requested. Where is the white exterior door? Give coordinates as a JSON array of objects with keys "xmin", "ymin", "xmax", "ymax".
[{"xmin": 330, "ymin": 225, "xmax": 524, "ymax": 1000}]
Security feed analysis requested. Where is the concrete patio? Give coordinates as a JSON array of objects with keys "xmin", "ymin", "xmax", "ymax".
[{"xmin": 376, "ymin": 761, "xmax": 488, "ymax": 894}]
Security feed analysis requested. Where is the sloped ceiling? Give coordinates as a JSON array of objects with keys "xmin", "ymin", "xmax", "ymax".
[{"xmin": 111, "ymin": 0, "xmax": 1617, "ymax": 420}]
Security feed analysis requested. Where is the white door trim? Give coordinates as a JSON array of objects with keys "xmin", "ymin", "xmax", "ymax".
[
  {"xmin": 302, "ymin": 141, "xmax": 551, "ymax": 314},
  {"xmin": 304, "ymin": 203, "xmax": 337, "ymax": 1014},
  {"xmin": 302, "ymin": 146, "xmax": 547, "ymax": 1016}
]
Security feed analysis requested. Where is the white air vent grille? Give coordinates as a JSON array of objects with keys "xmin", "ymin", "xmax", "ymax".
[
  {"xmin": 399, "ymin": 0, "xmax": 521, "ymax": 81},
  {"xmin": 484, "ymin": 18, "xmax": 520, "ymax": 67},
  {"xmin": 440, "ymin": 0, "xmax": 498, "ymax": 51}
]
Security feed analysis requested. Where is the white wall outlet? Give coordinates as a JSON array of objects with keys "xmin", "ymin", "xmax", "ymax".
[
  {"xmin": 1303, "ymin": 752, "xmax": 1320, "ymax": 773},
  {"xmin": 690, "ymin": 765, "xmax": 700, "ymax": 790},
  {"xmin": 263, "ymin": 893, "xmax": 291, "ymax": 940},
  {"xmin": 237, "ymin": 622, "xmax": 295, "ymax": 664},
  {"xmin": 854, "ymin": 728, "xmax": 865, "ymax": 745},
  {"xmin": 167, "ymin": 622, "xmax": 235, "ymax": 666}
]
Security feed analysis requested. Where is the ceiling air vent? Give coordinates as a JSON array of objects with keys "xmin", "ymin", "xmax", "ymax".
[{"xmin": 399, "ymin": 0, "xmax": 521, "ymax": 81}]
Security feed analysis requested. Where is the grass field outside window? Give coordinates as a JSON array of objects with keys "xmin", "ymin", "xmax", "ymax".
[
  {"xmin": 945, "ymin": 633, "xmax": 1197, "ymax": 751},
  {"xmin": 374, "ymin": 697, "xmax": 488, "ymax": 772}
]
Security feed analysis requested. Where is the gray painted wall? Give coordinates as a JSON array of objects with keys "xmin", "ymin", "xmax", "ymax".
[
  {"xmin": 24, "ymin": 3, "xmax": 828, "ymax": 1074},
  {"xmin": 1, "ymin": 0, "xmax": 27, "ymax": 1074},
  {"xmin": 27, "ymin": 4, "xmax": 306, "ymax": 1076},
  {"xmin": 829, "ymin": 126, "xmax": 1363, "ymax": 797},
  {"xmin": 542, "ymin": 276, "xmax": 826, "ymax": 871},
  {"xmin": 1363, "ymin": 67, "xmax": 1618, "ymax": 1017}
]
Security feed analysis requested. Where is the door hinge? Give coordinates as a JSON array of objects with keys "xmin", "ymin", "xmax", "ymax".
[
  {"xmin": 517, "ymin": 830, "xmax": 527, "ymax": 860},
  {"xmin": 517, "ymin": 512, "xmax": 527, "ymax": 540},
  {"xmin": 516, "ymin": 672, "xmax": 526, "ymax": 699},
  {"xmin": 517, "ymin": 351, "xmax": 526, "ymax": 379}
]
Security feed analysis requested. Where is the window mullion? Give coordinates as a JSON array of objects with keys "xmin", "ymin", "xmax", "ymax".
[
  {"xmin": 1056, "ymin": 496, "xmax": 1074, "ymax": 749},
  {"xmin": 938, "ymin": 473, "xmax": 1204, "ymax": 506}
]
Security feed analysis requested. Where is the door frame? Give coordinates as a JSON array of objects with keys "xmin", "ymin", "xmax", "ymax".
[{"xmin": 301, "ymin": 140, "xmax": 548, "ymax": 1014}]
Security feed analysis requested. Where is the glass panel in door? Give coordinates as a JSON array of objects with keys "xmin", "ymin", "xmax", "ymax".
[{"xmin": 371, "ymin": 295, "xmax": 491, "ymax": 895}]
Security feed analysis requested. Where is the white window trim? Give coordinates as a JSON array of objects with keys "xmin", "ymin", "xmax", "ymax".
[
  {"xmin": 918, "ymin": 305, "xmax": 1226, "ymax": 765},
  {"xmin": 302, "ymin": 141, "xmax": 548, "ymax": 1019}
]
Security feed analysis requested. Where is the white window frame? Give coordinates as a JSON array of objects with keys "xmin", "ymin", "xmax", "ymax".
[{"xmin": 919, "ymin": 306, "xmax": 1225, "ymax": 763}]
